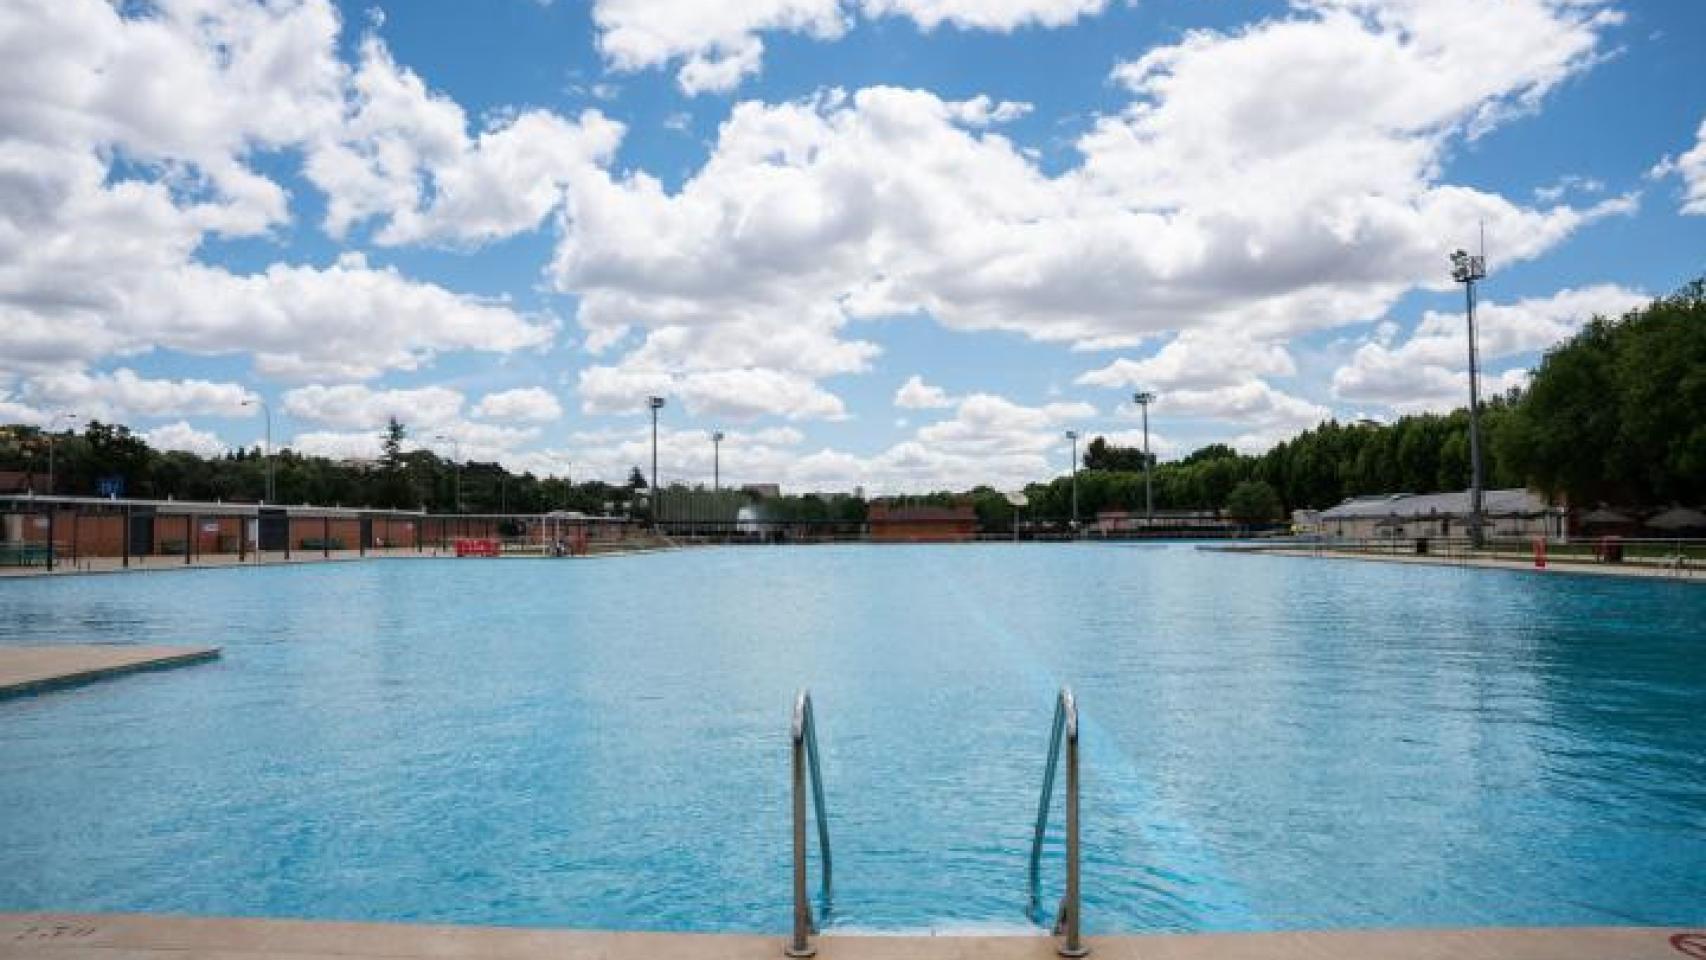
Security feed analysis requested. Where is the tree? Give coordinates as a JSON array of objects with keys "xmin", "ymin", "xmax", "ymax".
[
  {"xmin": 627, "ymin": 465, "xmax": 648, "ymax": 489},
  {"xmin": 1496, "ymin": 278, "xmax": 1705, "ymax": 506},
  {"xmin": 375, "ymin": 417, "xmax": 418, "ymax": 509},
  {"xmin": 381, "ymin": 417, "xmax": 407, "ymax": 471},
  {"xmin": 1225, "ymin": 480, "xmax": 1283, "ymax": 523},
  {"xmin": 1083, "ymin": 436, "xmax": 1146, "ymax": 471}
]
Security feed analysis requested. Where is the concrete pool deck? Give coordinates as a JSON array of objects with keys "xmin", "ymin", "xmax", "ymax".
[
  {"xmin": 2, "ymin": 915, "xmax": 1699, "ymax": 960},
  {"xmin": 1221, "ymin": 545, "xmax": 1705, "ymax": 582},
  {"xmin": 0, "ymin": 646, "xmax": 220, "ymax": 698}
]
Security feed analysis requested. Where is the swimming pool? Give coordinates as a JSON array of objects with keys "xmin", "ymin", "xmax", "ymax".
[{"xmin": 1, "ymin": 545, "xmax": 1702, "ymax": 933}]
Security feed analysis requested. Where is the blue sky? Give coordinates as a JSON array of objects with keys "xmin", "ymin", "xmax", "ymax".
[{"xmin": 2, "ymin": 0, "xmax": 1703, "ymax": 492}]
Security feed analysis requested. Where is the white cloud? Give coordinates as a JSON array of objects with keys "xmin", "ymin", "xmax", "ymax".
[
  {"xmin": 894, "ymin": 374, "xmax": 956, "ymax": 409},
  {"xmin": 1331, "ymin": 283, "xmax": 1648, "ymax": 412},
  {"xmin": 143, "ymin": 421, "xmax": 229, "ymax": 458},
  {"xmin": 283, "ymin": 383, "xmax": 467, "ymax": 430},
  {"xmin": 590, "ymin": 0, "xmax": 1111, "ymax": 94},
  {"xmin": 577, "ymin": 365, "xmax": 848, "ymax": 421},
  {"xmin": 554, "ymin": 2, "xmax": 1625, "ymax": 432},
  {"xmin": 17, "ymin": 369, "xmax": 257, "ymax": 422},
  {"xmin": 305, "ymin": 36, "xmax": 624, "ymax": 246},
  {"xmin": 1149, "ymin": 381, "xmax": 1330, "ymax": 437},
  {"xmin": 1652, "ymin": 116, "xmax": 1706, "ymax": 215},
  {"xmin": 473, "ymin": 387, "xmax": 564, "ymax": 423},
  {"xmin": 592, "ymin": 0, "xmax": 849, "ymax": 95},
  {"xmin": 0, "ymin": 1, "xmax": 560, "ymax": 383},
  {"xmin": 1077, "ymin": 329, "xmax": 1295, "ymax": 391}
]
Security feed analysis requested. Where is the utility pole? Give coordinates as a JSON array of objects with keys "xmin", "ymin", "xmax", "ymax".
[
  {"xmin": 46, "ymin": 412, "xmax": 80, "ymax": 494},
  {"xmin": 241, "ymin": 398, "xmax": 274, "ymax": 502},
  {"xmin": 648, "ymin": 396, "xmax": 665, "ymax": 528},
  {"xmin": 1065, "ymin": 430, "xmax": 1079, "ymax": 535},
  {"xmin": 433, "ymin": 434, "xmax": 463, "ymax": 513},
  {"xmin": 1450, "ymin": 246, "xmax": 1488, "ymax": 547},
  {"xmin": 712, "ymin": 430, "xmax": 724, "ymax": 493},
  {"xmin": 1133, "ymin": 391, "xmax": 1156, "ymax": 528}
]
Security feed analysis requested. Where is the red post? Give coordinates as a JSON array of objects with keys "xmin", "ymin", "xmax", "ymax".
[{"xmin": 1532, "ymin": 536, "xmax": 1547, "ymax": 569}]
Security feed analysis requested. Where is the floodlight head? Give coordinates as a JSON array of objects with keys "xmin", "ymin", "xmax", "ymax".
[
  {"xmin": 712, "ymin": 431, "xmax": 725, "ymax": 442},
  {"xmin": 1133, "ymin": 390, "xmax": 1156, "ymax": 405},
  {"xmin": 1064, "ymin": 430, "xmax": 1078, "ymax": 440},
  {"xmin": 1449, "ymin": 249, "xmax": 1486, "ymax": 284},
  {"xmin": 648, "ymin": 395, "xmax": 666, "ymax": 411}
]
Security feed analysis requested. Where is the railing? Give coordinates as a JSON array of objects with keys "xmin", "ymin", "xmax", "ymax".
[
  {"xmin": 1030, "ymin": 687, "xmax": 1088, "ymax": 957},
  {"xmin": 787, "ymin": 689, "xmax": 832, "ymax": 957},
  {"xmin": 1269, "ymin": 535, "xmax": 1706, "ymax": 578}
]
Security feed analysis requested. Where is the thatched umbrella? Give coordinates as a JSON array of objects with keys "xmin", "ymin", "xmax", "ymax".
[{"xmin": 1645, "ymin": 506, "xmax": 1706, "ymax": 533}]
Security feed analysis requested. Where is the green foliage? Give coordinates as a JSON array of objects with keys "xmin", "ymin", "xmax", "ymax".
[
  {"xmin": 1496, "ymin": 279, "xmax": 1705, "ymax": 506},
  {"xmin": 0, "ymin": 421, "xmax": 637, "ymax": 515},
  {"xmin": 1225, "ymin": 480, "xmax": 1283, "ymax": 522}
]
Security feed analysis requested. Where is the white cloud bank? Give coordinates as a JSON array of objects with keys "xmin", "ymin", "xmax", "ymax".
[
  {"xmin": 0, "ymin": 0, "xmax": 557, "ymax": 387},
  {"xmin": 0, "ymin": 0, "xmax": 1653, "ymax": 491},
  {"xmin": 556, "ymin": 0, "xmax": 1629, "ymax": 432},
  {"xmin": 1331, "ymin": 284, "xmax": 1649, "ymax": 413}
]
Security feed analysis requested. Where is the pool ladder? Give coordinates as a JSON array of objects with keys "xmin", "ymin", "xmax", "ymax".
[
  {"xmin": 784, "ymin": 686, "xmax": 1088, "ymax": 957},
  {"xmin": 787, "ymin": 689, "xmax": 833, "ymax": 957},
  {"xmin": 1031, "ymin": 686, "xmax": 1088, "ymax": 956}
]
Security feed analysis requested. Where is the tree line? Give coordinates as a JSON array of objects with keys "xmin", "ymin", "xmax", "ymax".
[
  {"xmin": 1023, "ymin": 277, "xmax": 1704, "ymax": 520},
  {"xmin": 2, "ymin": 278, "xmax": 1699, "ymax": 522}
]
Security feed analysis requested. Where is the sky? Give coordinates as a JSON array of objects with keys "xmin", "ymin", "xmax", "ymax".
[{"xmin": 1, "ymin": 0, "xmax": 1703, "ymax": 494}]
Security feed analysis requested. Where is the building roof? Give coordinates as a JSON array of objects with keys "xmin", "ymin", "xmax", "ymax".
[
  {"xmin": 0, "ymin": 493, "xmax": 424, "ymax": 518},
  {"xmin": 1320, "ymin": 488, "xmax": 1550, "ymax": 520}
]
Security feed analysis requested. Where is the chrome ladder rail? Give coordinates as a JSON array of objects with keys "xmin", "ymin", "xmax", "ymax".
[
  {"xmin": 1029, "ymin": 687, "xmax": 1088, "ymax": 957},
  {"xmin": 787, "ymin": 689, "xmax": 833, "ymax": 957}
]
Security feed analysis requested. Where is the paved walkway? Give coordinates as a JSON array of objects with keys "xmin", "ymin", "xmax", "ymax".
[
  {"xmin": 1226, "ymin": 546, "xmax": 1704, "ymax": 583},
  {"xmin": 1, "ymin": 915, "xmax": 1697, "ymax": 960},
  {"xmin": 0, "ymin": 543, "xmax": 679, "ymax": 578},
  {"xmin": 0, "ymin": 646, "xmax": 220, "ymax": 698}
]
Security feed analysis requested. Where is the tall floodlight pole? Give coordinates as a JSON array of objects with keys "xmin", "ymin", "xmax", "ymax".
[
  {"xmin": 433, "ymin": 434, "xmax": 463, "ymax": 513},
  {"xmin": 46, "ymin": 412, "xmax": 80, "ymax": 495},
  {"xmin": 1133, "ymin": 391, "xmax": 1156, "ymax": 527},
  {"xmin": 241, "ymin": 398, "xmax": 274, "ymax": 503},
  {"xmin": 648, "ymin": 396, "xmax": 666, "ymax": 528},
  {"xmin": 712, "ymin": 430, "xmax": 725, "ymax": 493},
  {"xmin": 1065, "ymin": 430, "xmax": 1079, "ymax": 534},
  {"xmin": 1450, "ymin": 248, "xmax": 1488, "ymax": 547}
]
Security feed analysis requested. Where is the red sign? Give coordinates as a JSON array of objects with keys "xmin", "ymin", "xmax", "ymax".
[{"xmin": 454, "ymin": 538, "xmax": 499, "ymax": 557}]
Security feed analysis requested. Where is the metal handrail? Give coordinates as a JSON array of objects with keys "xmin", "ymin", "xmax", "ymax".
[
  {"xmin": 786, "ymin": 689, "xmax": 832, "ymax": 957},
  {"xmin": 1030, "ymin": 687, "xmax": 1088, "ymax": 957}
]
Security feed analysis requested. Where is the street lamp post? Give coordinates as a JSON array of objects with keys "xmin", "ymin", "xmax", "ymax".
[
  {"xmin": 46, "ymin": 412, "xmax": 80, "ymax": 495},
  {"xmin": 1133, "ymin": 391, "xmax": 1156, "ymax": 528},
  {"xmin": 240, "ymin": 398, "xmax": 274, "ymax": 503},
  {"xmin": 1065, "ymin": 429, "xmax": 1079, "ymax": 535},
  {"xmin": 433, "ymin": 434, "xmax": 463, "ymax": 513},
  {"xmin": 712, "ymin": 430, "xmax": 724, "ymax": 493},
  {"xmin": 1450, "ymin": 248, "xmax": 1488, "ymax": 547},
  {"xmin": 647, "ymin": 396, "xmax": 666, "ymax": 528}
]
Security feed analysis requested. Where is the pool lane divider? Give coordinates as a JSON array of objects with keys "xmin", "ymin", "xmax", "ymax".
[{"xmin": 0, "ymin": 645, "xmax": 221, "ymax": 700}]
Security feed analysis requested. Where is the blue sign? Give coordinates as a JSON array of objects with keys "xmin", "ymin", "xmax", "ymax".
[{"xmin": 97, "ymin": 475, "xmax": 124, "ymax": 498}]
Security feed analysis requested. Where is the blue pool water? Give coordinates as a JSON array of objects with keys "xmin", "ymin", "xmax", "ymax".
[{"xmin": 1, "ymin": 545, "xmax": 1703, "ymax": 933}]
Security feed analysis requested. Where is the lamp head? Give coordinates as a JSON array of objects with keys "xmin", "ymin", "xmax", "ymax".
[
  {"xmin": 1449, "ymin": 249, "xmax": 1486, "ymax": 283},
  {"xmin": 647, "ymin": 396, "xmax": 666, "ymax": 411},
  {"xmin": 1064, "ymin": 430, "xmax": 1078, "ymax": 441},
  {"xmin": 712, "ymin": 431, "xmax": 725, "ymax": 442}
]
